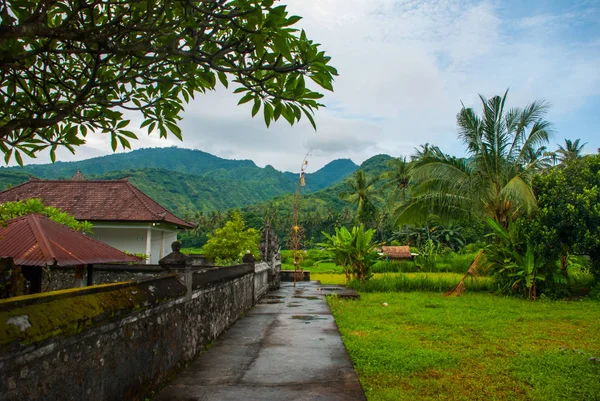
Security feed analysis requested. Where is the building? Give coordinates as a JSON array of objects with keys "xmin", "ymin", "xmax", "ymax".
[
  {"xmin": 0, "ymin": 214, "xmax": 140, "ymax": 295},
  {"xmin": 0, "ymin": 174, "xmax": 195, "ymax": 264}
]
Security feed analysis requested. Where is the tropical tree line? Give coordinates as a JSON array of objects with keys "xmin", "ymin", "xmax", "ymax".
[{"xmin": 180, "ymin": 89, "xmax": 597, "ymax": 297}]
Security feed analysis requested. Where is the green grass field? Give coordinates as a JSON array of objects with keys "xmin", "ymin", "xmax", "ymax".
[
  {"xmin": 328, "ymin": 292, "xmax": 600, "ymax": 401},
  {"xmin": 282, "ymin": 262, "xmax": 344, "ymax": 274},
  {"xmin": 312, "ymin": 272, "xmax": 492, "ymax": 292}
]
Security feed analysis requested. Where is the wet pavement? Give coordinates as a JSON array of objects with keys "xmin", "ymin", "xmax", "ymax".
[{"xmin": 153, "ymin": 281, "xmax": 366, "ymax": 401}]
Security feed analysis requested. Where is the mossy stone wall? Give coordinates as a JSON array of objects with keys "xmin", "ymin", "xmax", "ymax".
[{"xmin": 0, "ymin": 266, "xmax": 256, "ymax": 401}]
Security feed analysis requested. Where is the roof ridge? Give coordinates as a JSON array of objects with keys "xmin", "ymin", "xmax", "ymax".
[
  {"xmin": 125, "ymin": 181, "xmax": 164, "ymax": 220},
  {"xmin": 28, "ymin": 214, "xmax": 56, "ymax": 265}
]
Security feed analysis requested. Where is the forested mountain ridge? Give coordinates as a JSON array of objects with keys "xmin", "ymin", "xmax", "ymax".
[
  {"xmin": 3, "ymin": 147, "xmax": 256, "ymax": 178},
  {"xmin": 0, "ymin": 147, "xmax": 362, "ymax": 215}
]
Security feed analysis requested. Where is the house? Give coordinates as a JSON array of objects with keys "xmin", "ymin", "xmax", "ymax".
[
  {"xmin": 0, "ymin": 214, "xmax": 140, "ymax": 295},
  {"xmin": 0, "ymin": 173, "xmax": 195, "ymax": 264},
  {"xmin": 381, "ymin": 246, "xmax": 413, "ymax": 260}
]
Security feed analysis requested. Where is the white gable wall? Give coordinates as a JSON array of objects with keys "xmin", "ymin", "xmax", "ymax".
[{"xmin": 90, "ymin": 222, "xmax": 179, "ymax": 264}]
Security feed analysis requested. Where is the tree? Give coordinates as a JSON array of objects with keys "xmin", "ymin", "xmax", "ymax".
[
  {"xmin": 0, "ymin": 0, "xmax": 337, "ymax": 164},
  {"xmin": 320, "ymin": 225, "xmax": 381, "ymax": 283},
  {"xmin": 339, "ymin": 170, "xmax": 381, "ymax": 225},
  {"xmin": 397, "ymin": 90, "xmax": 552, "ymax": 229},
  {"xmin": 202, "ymin": 211, "xmax": 260, "ymax": 264},
  {"xmin": 525, "ymin": 155, "xmax": 600, "ymax": 280},
  {"xmin": 555, "ymin": 138, "xmax": 587, "ymax": 165},
  {"xmin": 0, "ymin": 198, "xmax": 92, "ymax": 232},
  {"xmin": 380, "ymin": 156, "xmax": 412, "ymax": 205}
]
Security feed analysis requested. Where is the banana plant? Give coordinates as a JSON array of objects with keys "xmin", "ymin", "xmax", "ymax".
[
  {"xmin": 485, "ymin": 217, "xmax": 546, "ymax": 299},
  {"xmin": 320, "ymin": 225, "xmax": 382, "ymax": 283}
]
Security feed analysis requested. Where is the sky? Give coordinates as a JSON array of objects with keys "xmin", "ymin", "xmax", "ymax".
[{"xmin": 16, "ymin": 0, "xmax": 600, "ymax": 173}]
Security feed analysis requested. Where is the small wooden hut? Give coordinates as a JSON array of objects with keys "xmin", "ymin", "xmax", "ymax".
[{"xmin": 381, "ymin": 246, "xmax": 413, "ymax": 261}]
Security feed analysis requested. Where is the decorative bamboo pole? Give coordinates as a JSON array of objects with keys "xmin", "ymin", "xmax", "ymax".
[{"xmin": 291, "ymin": 154, "xmax": 309, "ymax": 287}]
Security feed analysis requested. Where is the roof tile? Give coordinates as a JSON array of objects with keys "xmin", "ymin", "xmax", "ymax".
[
  {"xmin": 0, "ymin": 179, "xmax": 194, "ymax": 228},
  {"xmin": 0, "ymin": 214, "xmax": 141, "ymax": 266}
]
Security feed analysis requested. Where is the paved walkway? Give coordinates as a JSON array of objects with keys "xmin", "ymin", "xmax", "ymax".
[{"xmin": 154, "ymin": 281, "xmax": 366, "ymax": 401}]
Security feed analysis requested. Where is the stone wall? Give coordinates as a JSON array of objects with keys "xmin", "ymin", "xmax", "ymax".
[
  {"xmin": 43, "ymin": 265, "xmax": 169, "ymax": 292},
  {"xmin": 0, "ymin": 263, "xmax": 264, "ymax": 401}
]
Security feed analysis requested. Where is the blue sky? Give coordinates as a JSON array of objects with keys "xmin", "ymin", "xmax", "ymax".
[{"xmin": 17, "ymin": 0, "xmax": 600, "ymax": 171}]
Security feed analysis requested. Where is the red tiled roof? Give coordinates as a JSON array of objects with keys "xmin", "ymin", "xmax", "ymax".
[
  {"xmin": 0, "ymin": 179, "xmax": 194, "ymax": 228},
  {"xmin": 381, "ymin": 246, "xmax": 412, "ymax": 259},
  {"xmin": 0, "ymin": 214, "xmax": 141, "ymax": 266}
]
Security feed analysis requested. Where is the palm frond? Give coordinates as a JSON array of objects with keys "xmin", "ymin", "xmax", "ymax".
[
  {"xmin": 444, "ymin": 249, "xmax": 485, "ymax": 296},
  {"xmin": 500, "ymin": 174, "xmax": 537, "ymax": 214}
]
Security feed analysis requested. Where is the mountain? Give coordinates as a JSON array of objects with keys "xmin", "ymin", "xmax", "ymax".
[
  {"xmin": 5, "ymin": 147, "xmax": 256, "ymax": 179},
  {"xmin": 283, "ymin": 158, "xmax": 358, "ymax": 191},
  {"xmin": 0, "ymin": 148, "xmax": 361, "ymax": 216},
  {"xmin": 242, "ymin": 154, "xmax": 393, "ymax": 222}
]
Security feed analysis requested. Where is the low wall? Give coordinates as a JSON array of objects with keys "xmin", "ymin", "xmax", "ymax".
[{"xmin": 0, "ymin": 263, "xmax": 266, "ymax": 401}]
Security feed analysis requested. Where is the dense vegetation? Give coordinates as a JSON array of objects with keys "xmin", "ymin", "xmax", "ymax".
[{"xmin": 0, "ymin": 147, "xmax": 358, "ymax": 215}]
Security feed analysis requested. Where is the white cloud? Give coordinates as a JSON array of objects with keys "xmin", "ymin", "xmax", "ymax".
[{"xmin": 14, "ymin": 0, "xmax": 600, "ymax": 171}]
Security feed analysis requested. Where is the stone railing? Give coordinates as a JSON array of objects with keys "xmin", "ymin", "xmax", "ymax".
[{"xmin": 0, "ymin": 255, "xmax": 274, "ymax": 401}]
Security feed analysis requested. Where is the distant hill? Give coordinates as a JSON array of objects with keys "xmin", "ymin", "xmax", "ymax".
[
  {"xmin": 283, "ymin": 158, "xmax": 358, "ymax": 191},
  {"xmin": 242, "ymin": 154, "xmax": 393, "ymax": 223},
  {"xmin": 0, "ymin": 147, "xmax": 361, "ymax": 215},
  {"xmin": 4, "ymin": 147, "xmax": 257, "ymax": 179}
]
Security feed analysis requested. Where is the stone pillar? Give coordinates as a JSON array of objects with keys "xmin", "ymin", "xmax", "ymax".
[
  {"xmin": 145, "ymin": 226, "xmax": 152, "ymax": 265},
  {"xmin": 159, "ymin": 241, "xmax": 193, "ymax": 300},
  {"xmin": 259, "ymin": 219, "xmax": 281, "ymax": 290},
  {"xmin": 242, "ymin": 251, "xmax": 256, "ymax": 303}
]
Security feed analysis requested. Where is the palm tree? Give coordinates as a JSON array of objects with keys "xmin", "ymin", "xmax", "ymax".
[
  {"xmin": 380, "ymin": 156, "xmax": 412, "ymax": 205},
  {"xmin": 339, "ymin": 170, "xmax": 381, "ymax": 225},
  {"xmin": 396, "ymin": 90, "xmax": 552, "ymax": 229},
  {"xmin": 556, "ymin": 138, "xmax": 587, "ymax": 165}
]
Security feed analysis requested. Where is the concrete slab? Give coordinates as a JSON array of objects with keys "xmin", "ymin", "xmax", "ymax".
[{"xmin": 153, "ymin": 281, "xmax": 365, "ymax": 401}]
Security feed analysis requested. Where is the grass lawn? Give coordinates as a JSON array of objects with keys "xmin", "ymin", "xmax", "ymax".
[{"xmin": 328, "ymin": 292, "xmax": 600, "ymax": 401}]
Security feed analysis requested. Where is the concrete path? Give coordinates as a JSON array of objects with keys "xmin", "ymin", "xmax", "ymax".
[{"xmin": 154, "ymin": 281, "xmax": 366, "ymax": 401}]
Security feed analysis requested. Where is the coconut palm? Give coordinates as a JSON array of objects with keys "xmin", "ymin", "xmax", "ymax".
[
  {"xmin": 339, "ymin": 170, "xmax": 381, "ymax": 225},
  {"xmin": 396, "ymin": 90, "xmax": 552, "ymax": 229},
  {"xmin": 556, "ymin": 138, "xmax": 587, "ymax": 165},
  {"xmin": 380, "ymin": 156, "xmax": 412, "ymax": 205}
]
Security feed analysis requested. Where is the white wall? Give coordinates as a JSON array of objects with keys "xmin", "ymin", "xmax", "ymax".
[
  {"xmin": 90, "ymin": 223, "xmax": 179, "ymax": 264},
  {"xmin": 150, "ymin": 227, "xmax": 177, "ymax": 263}
]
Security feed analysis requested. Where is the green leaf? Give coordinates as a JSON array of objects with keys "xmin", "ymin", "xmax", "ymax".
[
  {"xmin": 217, "ymin": 71, "xmax": 228, "ymax": 89},
  {"xmin": 302, "ymin": 107, "xmax": 316, "ymax": 130},
  {"xmin": 283, "ymin": 15, "xmax": 302, "ymax": 26},
  {"xmin": 263, "ymin": 102, "xmax": 273, "ymax": 127},
  {"xmin": 238, "ymin": 93, "xmax": 254, "ymax": 105},
  {"xmin": 252, "ymin": 97, "xmax": 261, "ymax": 117},
  {"xmin": 116, "ymin": 120, "xmax": 130, "ymax": 129},
  {"xmin": 119, "ymin": 130, "xmax": 138, "ymax": 139},
  {"xmin": 14, "ymin": 151, "xmax": 23, "ymax": 166}
]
